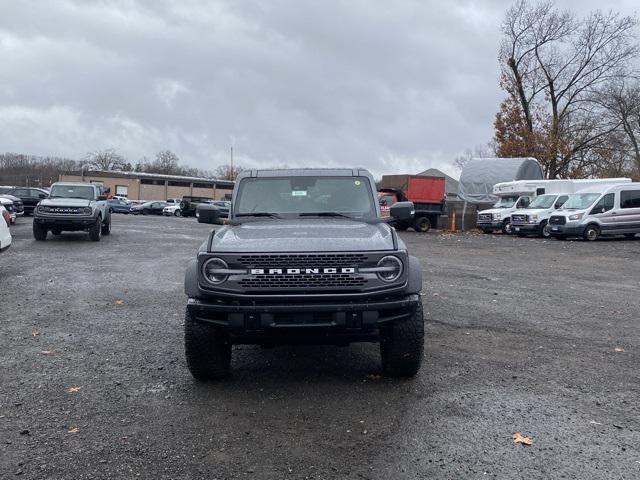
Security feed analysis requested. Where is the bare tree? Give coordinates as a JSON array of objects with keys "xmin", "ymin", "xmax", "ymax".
[
  {"xmin": 151, "ymin": 150, "xmax": 182, "ymax": 175},
  {"xmin": 84, "ymin": 149, "xmax": 127, "ymax": 171},
  {"xmin": 215, "ymin": 164, "xmax": 244, "ymax": 181},
  {"xmin": 498, "ymin": 1, "xmax": 638, "ymax": 178}
]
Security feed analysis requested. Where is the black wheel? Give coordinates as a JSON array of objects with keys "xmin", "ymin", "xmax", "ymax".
[
  {"xmin": 142, "ymin": 209, "xmax": 149, "ymax": 215},
  {"xmin": 101, "ymin": 214, "xmax": 111, "ymax": 235},
  {"xmin": 51, "ymin": 228, "xmax": 61, "ymax": 236},
  {"xmin": 89, "ymin": 216, "xmax": 102, "ymax": 241},
  {"xmin": 33, "ymin": 222, "xmax": 47, "ymax": 241},
  {"xmin": 501, "ymin": 220, "xmax": 512, "ymax": 235},
  {"xmin": 624, "ymin": 233, "xmax": 636, "ymax": 239},
  {"xmin": 583, "ymin": 224, "xmax": 600, "ymax": 242},
  {"xmin": 174, "ymin": 209, "xmax": 182, "ymax": 217},
  {"xmin": 540, "ymin": 221, "xmax": 551, "ymax": 238},
  {"xmin": 180, "ymin": 201, "xmax": 189, "ymax": 210},
  {"xmin": 380, "ymin": 302, "xmax": 424, "ymax": 377},
  {"xmin": 185, "ymin": 308, "xmax": 231, "ymax": 380},
  {"xmin": 412, "ymin": 217, "xmax": 431, "ymax": 233}
]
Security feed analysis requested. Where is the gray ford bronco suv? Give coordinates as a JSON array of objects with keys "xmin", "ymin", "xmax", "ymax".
[
  {"xmin": 33, "ymin": 182, "xmax": 111, "ymax": 241},
  {"xmin": 184, "ymin": 168, "xmax": 424, "ymax": 380}
]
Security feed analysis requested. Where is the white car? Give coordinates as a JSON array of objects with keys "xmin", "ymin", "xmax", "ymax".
[
  {"xmin": 163, "ymin": 204, "xmax": 182, "ymax": 217},
  {"xmin": 0, "ymin": 205, "xmax": 12, "ymax": 251},
  {"xmin": 0, "ymin": 197, "xmax": 17, "ymax": 224}
]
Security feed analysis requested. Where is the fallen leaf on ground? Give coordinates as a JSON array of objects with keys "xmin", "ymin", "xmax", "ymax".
[
  {"xmin": 67, "ymin": 427, "xmax": 79, "ymax": 434},
  {"xmin": 614, "ymin": 347, "xmax": 625, "ymax": 352},
  {"xmin": 31, "ymin": 330, "xmax": 40, "ymax": 337},
  {"xmin": 66, "ymin": 386, "xmax": 81, "ymax": 393},
  {"xmin": 512, "ymin": 433, "xmax": 532, "ymax": 446},
  {"xmin": 115, "ymin": 300, "xmax": 124, "ymax": 305}
]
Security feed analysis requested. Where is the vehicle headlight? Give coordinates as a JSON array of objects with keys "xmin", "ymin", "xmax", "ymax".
[
  {"xmin": 376, "ymin": 255, "xmax": 403, "ymax": 283},
  {"xmin": 202, "ymin": 257, "xmax": 229, "ymax": 285},
  {"xmin": 568, "ymin": 213, "xmax": 583, "ymax": 221},
  {"xmin": 493, "ymin": 213, "xmax": 501, "ymax": 220},
  {"xmin": 38, "ymin": 205, "xmax": 50, "ymax": 213},
  {"xmin": 83, "ymin": 207, "xmax": 92, "ymax": 215},
  {"xmin": 530, "ymin": 215, "xmax": 538, "ymax": 222}
]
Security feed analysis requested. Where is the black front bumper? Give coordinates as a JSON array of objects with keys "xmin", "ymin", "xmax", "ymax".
[
  {"xmin": 512, "ymin": 223, "xmax": 539, "ymax": 234},
  {"xmin": 34, "ymin": 216, "xmax": 97, "ymax": 228},
  {"xmin": 548, "ymin": 224, "xmax": 584, "ymax": 237},
  {"xmin": 187, "ymin": 294, "xmax": 421, "ymax": 344}
]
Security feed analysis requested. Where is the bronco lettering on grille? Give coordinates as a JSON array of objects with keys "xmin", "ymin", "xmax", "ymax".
[{"xmin": 250, "ymin": 268, "xmax": 356, "ymax": 275}]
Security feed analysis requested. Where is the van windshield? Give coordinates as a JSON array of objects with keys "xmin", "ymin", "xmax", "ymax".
[
  {"xmin": 492, "ymin": 196, "xmax": 518, "ymax": 208},
  {"xmin": 527, "ymin": 194, "xmax": 556, "ymax": 209},
  {"xmin": 563, "ymin": 193, "xmax": 601, "ymax": 210}
]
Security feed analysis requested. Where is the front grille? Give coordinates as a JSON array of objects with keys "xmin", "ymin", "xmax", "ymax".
[
  {"xmin": 511, "ymin": 214, "xmax": 527, "ymax": 224},
  {"xmin": 549, "ymin": 215, "xmax": 566, "ymax": 225},
  {"xmin": 239, "ymin": 273, "xmax": 367, "ymax": 289},
  {"xmin": 236, "ymin": 253, "xmax": 368, "ymax": 269},
  {"xmin": 478, "ymin": 213, "xmax": 492, "ymax": 222},
  {"xmin": 47, "ymin": 207, "xmax": 84, "ymax": 214}
]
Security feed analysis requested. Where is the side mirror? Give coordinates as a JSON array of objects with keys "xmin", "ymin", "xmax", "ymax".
[
  {"xmin": 197, "ymin": 204, "xmax": 221, "ymax": 224},
  {"xmin": 98, "ymin": 195, "xmax": 108, "ymax": 201},
  {"xmin": 389, "ymin": 201, "xmax": 414, "ymax": 222}
]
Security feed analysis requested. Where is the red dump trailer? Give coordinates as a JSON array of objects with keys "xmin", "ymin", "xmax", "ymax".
[{"xmin": 378, "ymin": 175, "xmax": 446, "ymax": 232}]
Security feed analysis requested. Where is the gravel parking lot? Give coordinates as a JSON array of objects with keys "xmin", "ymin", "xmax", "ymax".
[{"xmin": 1, "ymin": 215, "xmax": 639, "ymax": 479}]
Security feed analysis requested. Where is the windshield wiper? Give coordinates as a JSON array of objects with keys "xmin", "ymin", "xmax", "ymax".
[
  {"xmin": 299, "ymin": 212, "xmax": 354, "ymax": 219},
  {"xmin": 235, "ymin": 212, "xmax": 282, "ymax": 218}
]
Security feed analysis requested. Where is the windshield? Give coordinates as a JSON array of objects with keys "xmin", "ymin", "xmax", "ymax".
[
  {"xmin": 563, "ymin": 193, "xmax": 601, "ymax": 210},
  {"xmin": 492, "ymin": 196, "xmax": 519, "ymax": 208},
  {"xmin": 50, "ymin": 185, "xmax": 95, "ymax": 200},
  {"xmin": 235, "ymin": 176, "xmax": 376, "ymax": 218},
  {"xmin": 527, "ymin": 194, "xmax": 556, "ymax": 209}
]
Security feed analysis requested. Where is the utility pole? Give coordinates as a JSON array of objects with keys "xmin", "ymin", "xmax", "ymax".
[{"xmin": 230, "ymin": 146, "xmax": 234, "ymax": 179}]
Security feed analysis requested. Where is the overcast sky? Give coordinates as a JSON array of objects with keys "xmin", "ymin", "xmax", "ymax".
[{"xmin": 0, "ymin": 1, "xmax": 638, "ymax": 179}]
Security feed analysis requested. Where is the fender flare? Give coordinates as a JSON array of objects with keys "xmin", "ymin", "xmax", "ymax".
[
  {"xmin": 184, "ymin": 259, "xmax": 199, "ymax": 297},
  {"xmin": 406, "ymin": 255, "xmax": 423, "ymax": 294}
]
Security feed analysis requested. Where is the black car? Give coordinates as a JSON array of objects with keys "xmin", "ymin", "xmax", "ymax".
[
  {"xmin": 0, "ymin": 187, "xmax": 48, "ymax": 215},
  {"xmin": 131, "ymin": 201, "xmax": 167, "ymax": 215}
]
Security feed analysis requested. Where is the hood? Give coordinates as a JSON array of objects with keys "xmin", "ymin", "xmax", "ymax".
[
  {"xmin": 40, "ymin": 198, "xmax": 92, "ymax": 207},
  {"xmin": 478, "ymin": 208, "xmax": 510, "ymax": 215},
  {"xmin": 209, "ymin": 218, "xmax": 395, "ymax": 253}
]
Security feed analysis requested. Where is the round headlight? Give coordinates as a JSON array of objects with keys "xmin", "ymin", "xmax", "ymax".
[
  {"xmin": 202, "ymin": 257, "xmax": 229, "ymax": 285},
  {"xmin": 83, "ymin": 207, "xmax": 92, "ymax": 215},
  {"xmin": 38, "ymin": 205, "xmax": 50, "ymax": 213},
  {"xmin": 376, "ymin": 255, "xmax": 403, "ymax": 283}
]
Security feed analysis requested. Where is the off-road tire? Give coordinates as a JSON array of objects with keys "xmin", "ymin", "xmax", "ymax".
[
  {"xmin": 89, "ymin": 216, "xmax": 102, "ymax": 241},
  {"xmin": 101, "ymin": 214, "xmax": 111, "ymax": 235},
  {"xmin": 180, "ymin": 200, "xmax": 189, "ymax": 211},
  {"xmin": 501, "ymin": 220, "xmax": 512, "ymax": 235},
  {"xmin": 380, "ymin": 302, "xmax": 424, "ymax": 377},
  {"xmin": 185, "ymin": 308, "xmax": 231, "ymax": 380},
  {"xmin": 583, "ymin": 224, "xmax": 600, "ymax": 242},
  {"xmin": 33, "ymin": 222, "xmax": 47, "ymax": 241},
  {"xmin": 413, "ymin": 217, "xmax": 431, "ymax": 233}
]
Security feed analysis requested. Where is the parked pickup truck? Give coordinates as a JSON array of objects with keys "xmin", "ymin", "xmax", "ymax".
[
  {"xmin": 33, "ymin": 182, "xmax": 112, "ymax": 241},
  {"xmin": 183, "ymin": 168, "xmax": 425, "ymax": 380}
]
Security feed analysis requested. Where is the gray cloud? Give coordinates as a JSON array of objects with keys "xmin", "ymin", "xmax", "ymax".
[{"xmin": 0, "ymin": 0, "xmax": 637, "ymax": 178}]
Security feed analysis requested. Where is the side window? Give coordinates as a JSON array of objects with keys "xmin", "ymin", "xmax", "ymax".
[
  {"xmin": 13, "ymin": 188, "xmax": 29, "ymax": 196},
  {"xmin": 517, "ymin": 197, "xmax": 530, "ymax": 208},
  {"xmin": 591, "ymin": 193, "xmax": 615, "ymax": 215},
  {"xmin": 555, "ymin": 195, "xmax": 568, "ymax": 208},
  {"xmin": 620, "ymin": 190, "xmax": 640, "ymax": 209}
]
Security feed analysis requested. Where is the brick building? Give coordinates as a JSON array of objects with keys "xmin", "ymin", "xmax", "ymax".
[{"xmin": 58, "ymin": 170, "xmax": 234, "ymax": 201}]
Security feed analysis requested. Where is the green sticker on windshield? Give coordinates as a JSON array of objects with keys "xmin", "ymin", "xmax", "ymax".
[
  {"xmin": 292, "ymin": 190, "xmax": 307, "ymax": 196},
  {"xmin": 354, "ymin": 180, "xmax": 361, "ymax": 186}
]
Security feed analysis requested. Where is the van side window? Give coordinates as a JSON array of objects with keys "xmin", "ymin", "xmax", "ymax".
[
  {"xmin": 555, "ymin": 195, "xmax": 568, "ymax": 208},
  {"xmin": 591, "ymin": 193, "xmax": 615, "ymax": 214},
  {"xmin": 620, "ymin": 190, "xmax": 640, "ymax": 209}
]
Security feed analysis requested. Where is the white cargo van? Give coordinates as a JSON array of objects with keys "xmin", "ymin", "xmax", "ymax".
[
  {"xmin": 477, "ymin": 179, "xmax": 589, "ymax": 234},
  {"xmin": 548, "ymin": 182, "xmax": 640, "ymax": 241},
  {"xmin": 509, "ymin": 178, "xmax": 631, "ymax": 238}
]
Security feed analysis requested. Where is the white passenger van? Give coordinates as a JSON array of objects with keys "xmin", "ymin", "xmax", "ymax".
[
  {"xmin": 548, "ymin": 182, "xmax": 640, "ymax": 241},
  {"xmin": 476, "ymin": 179, "xmax": 629, "ymax": 234},
  {"xmin": 510, "ymin": 178, "xmax": 631, "ymax": 238}
]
